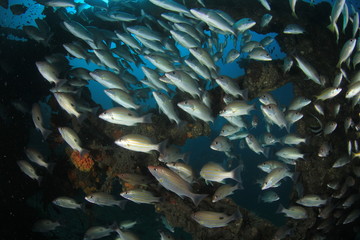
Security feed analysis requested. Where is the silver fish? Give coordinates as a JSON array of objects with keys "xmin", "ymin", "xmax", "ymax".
[
  {"xmin": 58, "ymin": 127, "xmax": 88, "ymax": 155},
  {"xmin": 177, "ymin": 99, "xmax": 214, "ymax": 123},
  {"xmin": 17, "ymin": 160, "xmax": 42, "ymax": 184},
  {"xmin": 99, "ymin": 107, "xmax": 152, "ymax": 126},
  {"xmin": 277, "ymin": 205, "xmax": 307, "ymax": 219},
  {"xmin": 85, "ymin": 192, "xmax": 126, "ymax": 208},
  {"xmin": 212, "ymin": 183, "xmax": 243, "ymax": 202},
  {"xmin": 148, "ymin": 166, "xmax": 207, "ymax": 206},
  {"xmin": 200, "ymin": 162, "xmax": 242, "ymax": 184},
  {"xmin": 52, "ymin": 196, "xmax": 81, "ymax": 209},
  {"xmin": 31, "ymin": 103, "xmax": 52, "ymax": 139},
  {"xmin": 120, "ymin": 189, "xmax": 160, "ymax": 204},
  {"xmin": 115, "ymin": 134, "xmax": 166, "ymax": 153},
  {"xmin": 192, "ymin": 209, "xmax": 242, "ymax": 228},
  {"xmin": 262, "ymin": 168, "xmax": 293, "ymax": 190},
  {"xmin": 32, "ymin": 219, "xmax": 60, "ymax": 232},
  {"xmin": 296, "ymin": 194, "xmax": 327, "ymax": 207}
]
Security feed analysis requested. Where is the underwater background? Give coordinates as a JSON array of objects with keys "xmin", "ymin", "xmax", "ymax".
[{"xmin": 1, "ymin": 0, "xmax": 360, "ymax": 239}]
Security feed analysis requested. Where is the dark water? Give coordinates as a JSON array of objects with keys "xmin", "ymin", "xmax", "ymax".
[{"xmin": 1, "ymin": 0, "xmax": 360, "ymax": 240}]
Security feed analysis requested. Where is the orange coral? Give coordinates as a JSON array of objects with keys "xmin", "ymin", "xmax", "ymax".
[{"xmin": 70, "ymin": 151, "xmax": 94, "ymax": 172}]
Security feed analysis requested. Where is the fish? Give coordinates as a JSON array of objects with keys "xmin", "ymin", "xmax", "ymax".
[
  {"xmin": 259, "ymin": 190, "xmax": 280, "ymax": 203},
  {"xmin": 294, "ymin": 56, "xmax": 322, "ymax": 85},
  {"xmin": 327, "ymin": 0, "xmax": 346, "ymax": 34},
  {"xmin": 200, "ymin": 162, "xmax": 242, "ymax": 184},
  {"xmin": 260, "ymin": 14, "xmax": 273, "ymax": 28},
  {"xmin": 192, "ymin": 209, "xmax": 242, "ymax": 228},
  {"xmin": 89, "ymin": 70, "xmax": 128, "ymax": 92},
  {"xmin": 281, "ymin": 134, "xmax": 307, "ymax": 145},
  {"xmin": 99, "ymin": 107, "xmax": 152, "ymax": 126},
  {"xmin": 262, "ymin": 168, "xmax": 293, "ymax": 190},
  {"xmin": 85, "ymin": 192, "xmax": 127, "ymax": 208},
  {"xmin": 261, "ymin": 104, "xmax": 289, "ymax": 132},
  {"xmin": 283, "ymin": 24, "xmax": 305, "ymax": 34},
  {"xmin": 288, "ymin": 96, "xmax": 311, "ymax": 111},
  {"xmin": 234, "ymin": 18, "xmax": 256, "ymax": 34},
  {"xmin": 120, "ymin": 189, "xmax": 160, "ymax": 204},
  {"xmin": 352, "ymin": 12, "xmax": 359, "ymax": 38},
  {"xmin": 17, "ymin": 160, "xmax": 42, "ymax": 184},
  {"xmin": 24, "ymin": 148, "xmax": 53, "ymax": 172},
  {"xmin": 165, "ymin": 70, "xmax": 201, "ymax": 98},
  {"xmin": 258, "ymin": 0, "xmax": 271, "ymax": 11},
  {"xmin": 115, "ymin": 134, "xmax": 167, "ymax": 153},
  {"xmin": 225, "ymin": 49, "xmax": 241, "ymax": 64},
  {"xmin": 316, "ymin": 87, "xmax": 342, "ymax": 100},
  {"xmin": 189, "ymin": 47, "xmax": 216, "ymax": 71},
  {"xmin": 53, "ymin": 92, "xmax": 83, "ymax": 118},
  {"xmin": 323, "ymin": 121, "xmax": 337, "ymax": 135},
  {"xmin": 127, "ymin": 25, "xmax": 162, "ymax": 42},
  {"xmin": 52, "ymin": 196, "xmax": 82, "ymax": 209},
  {"xmin": 104, "ymin": 89, "xmax": 140, "ymax": 110},
  {"xmin": 345, "ymin": 81, "xmax": 360, "ymax": 99},
  {"xmin": 318, "ymin": 142, "xmax": 331, "ymax": 158},
  {"xmin": 283, "ymin": 56, "xmax": 294, "ymax": 74},
  {"xmin": 158, "ymin": 145, "xmax": 187, "ymax": 163},
  {"xmin": 212, "ymin": 183, "xmax": 243, "ymax": 202},
  {"xmin": 148, "ymin": 166, "xmax": 207, "ymax": 206},
  {"xmin": 258, "ymin": 161, "xmax": 288, "ymax": 173},
  {"xmin": 32, "ymin": 219, "xmax": 60, "ymax": 232},
  {"xmin": 259, "ymin": 93, "xmax": 277, "ymax": 105},
  {"xmin": 289, "ymin": 0, "xmax": 298, "ymax": 18},
  {"xmin": 332, "ymin": 155, "xmax": 350, "ymax": 168},
  {"xmin": 153, "ymin": 91, "xmax": 181, "ymax": 125},
  {"xmin": 210, "ymin": 136, "xmax": 232, "ymax": 152},
  {"xmin": 84, "ymin": 225, "xmax": 115, "ymax": 240},
  {"xmin": 245, "ymin": 134, "xmax": 269, "ymax": 157},
  {"xmin": 277, "ymin": 205, "xmax": 308, "ymax": 219},
  {"xmin": 343, "ymin": 209, "xmax": 360, "ymax": 224},
  {"xmin": 149, "ymin": 0, "xmax": 190, "ymax": 15},
  {"xmin": 296, "ymin": 194, "xmax": 327, "ymax": 207},
  {"xmin": 170, "ymin": 30, "xmax": 200, "ymax": 49},
  {"xmin": 63, "ymin": 20, "xmax": 93, "ymax": 43},
  {"xmin": 31, "ymin": 103, "xmax": 52, "ymax": 140},
  {"xmin": 215, "ymin": 75, "xmax": 247, "ymax": 99},
  {"xmin": 117, "ymin": 173, "xmax": 153, "ymax": 186},
  {"xmin": 58, "ymin": 127, "xmax": 88, "ymax": 156},
  {"xmin": 337, "ymin": 38, "xmax": 357, "ymax": 68},
  {"xmin": 219, "ymin": 101, "xmax": 255, "ymax": 117},
  {"xmin": 276, "ymin": 147, "xmax": 304, "ymax": 160},
  {"xmin": 220, "ymin": 124, "xmax": 241, "ymax": 137},
  {"xmin": 35, "ymin": 61, "xmax": 64, "ymax": 86},
  {"xmin": 177, "ymin": 99, "xmax": 214, "ymax": 123},
  {"xmin": 249, "ymin": 48, "xmax": 272, "ymax": 61},
  {"xmin": 166, "ymin": 162, "xmax": 195, "ymax": 183}
]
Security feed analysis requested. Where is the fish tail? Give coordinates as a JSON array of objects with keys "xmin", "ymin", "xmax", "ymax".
[
  {"xmin": 142, "ymin": 113, "xmax": 153, "ymax": 124},
  {"xmin": 79, "ymin": 148, "xmax": 90, "ymax": 157},
  {"xmin": 276, "ymin": 204, "xmax": 285, "ymax": 214},
  {"xmin": 157, "ymin": 139, "xmax": 168, "ymax": 154},
  {"xmin": 191, "ymin": 193, "xmax": 208, "ymax": 207},
  {"xmin": 232, "ymin": 208, "xmax": 242, "ymax": 221},
  {"xmin": 41, "ymin": 128, "xmax": 52, "ymax": 140},
  {"xmin": 118, "ymin": 200, "xmax": 127, "ymax": 210},
  {"xmin": 241, "ymin": 89, "xmax": 248, "ymax": 100},
  {"xmin": 327, "ymin": 23, "xmax": 335, "ymax": 33},
  {"xmin": 292, "ymin": 12, "xmax": 298, "ymax": 19},
  {"xmin": 47, "ymin": 162, "xmax": 56, "ymax": 174},
  {"xmin": 231, "ymin": 165, "xmax": 243, "ymax": 183},
  {"xmin": 262, "ymin": 147, "xmax": 270, "ymax": 158}
]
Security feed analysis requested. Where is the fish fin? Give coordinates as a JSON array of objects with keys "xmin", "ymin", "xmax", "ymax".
[
  {"xmin": 235, "ymin": 182, "xmax": 244, "ymax": 190},
  {"xmin": 191, "ymin": 193, "xmax": 208, "ymax": 207},
  {"xmin": 276, "ymin": 204, "xmax": 285, "ymax": 214},
  {"xmin": 231, "ymin": 165, "xmax": 243, "ymax": 183},
  {"xmin": 142, "ymin": 113, "xmax": 153, "ymax": 124}
]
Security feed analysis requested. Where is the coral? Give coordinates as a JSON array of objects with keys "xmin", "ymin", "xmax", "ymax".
[{"xmin": 70, "ymin": 151, "xmax": 94, "ymax": 172}]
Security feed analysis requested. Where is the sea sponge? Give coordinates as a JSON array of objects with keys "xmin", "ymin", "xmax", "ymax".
[{"xmin": 70, "ymin": 151, "xmax": 94, "ymax": 172}]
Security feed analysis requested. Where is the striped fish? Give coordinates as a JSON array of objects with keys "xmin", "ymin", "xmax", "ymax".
[
  {"xmin": 148, "ymin": 166, "xmax": 207, "ymax": 206},
  {"xmin": 191, "ymin": 209, "xmax": 242, "ymax": 228},
  {"xmin": 115, "ymin": 134, "xmax": 167, "ymax": 153},
  {"xmin": 120, "ymin": 189, "xmax": 160, "ymax": 204},
  {"xmin": 200, "ymin": 162, "xmax": 242, "ymax": 184}
]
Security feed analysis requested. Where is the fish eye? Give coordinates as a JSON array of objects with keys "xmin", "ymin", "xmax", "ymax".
[{"xmin": 219, "ymin": 216, "xmax": 224, "ymax": 220}]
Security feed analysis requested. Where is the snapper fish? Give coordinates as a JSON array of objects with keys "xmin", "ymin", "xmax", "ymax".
[
  {"xmin": 31, "ymin": 103, "xmax": 52, "ymax": 140},
  {"xmin": 177, "ymin": 99, "xmax": 214, "ymax": 123},
  {"xmin": 200, "ymin": 162, "xmax": 242, "ymax": 184},
  {"xmin": 99, "ymin": 107, "xmax": 152, "ymax": 126},
  {"xmin": 58, "ymin": 127, "xmax": 88, "ymax": 156},
  {"xmin": 85, "ymin": 192, "xmax": 127, "ymax": 208},
  {"xmin": 192, "ymin": 209, "xmax": 242, "ymax": 228},
  {"xmin": 115, "ymin": 134, "xmax": 167, "ymax": 153},
  {"xmin": 148, "ymin": 166, "xmax": 207, "ymax": 206}
]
